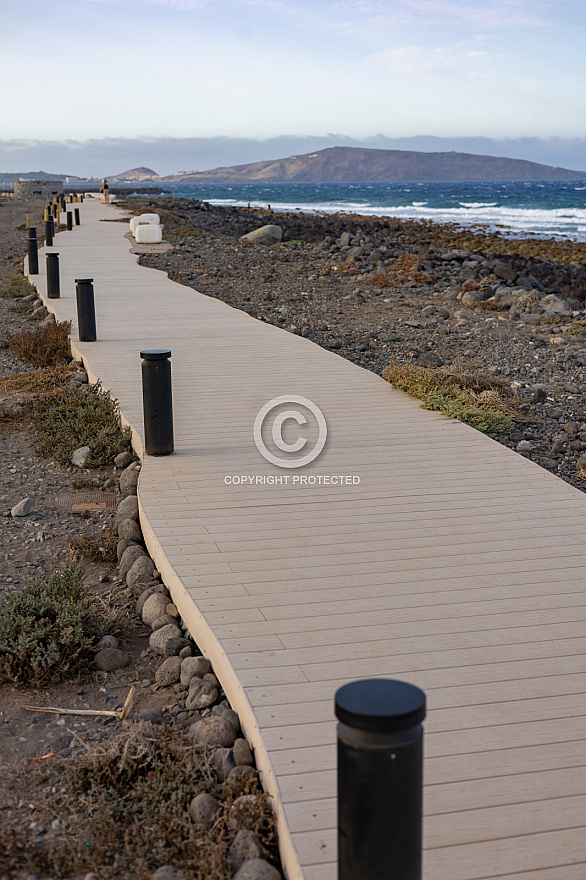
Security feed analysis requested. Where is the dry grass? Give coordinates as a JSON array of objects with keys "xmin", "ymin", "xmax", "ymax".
[
  {"xmin": 383, "ymin": 362, "xmax": 522, "ymax": 436},
  {"xmin": 0, "ymin": 366, "xmax": 72, "ymax": 422},
  {"xmin": 0, "ymin": 723, "xmax": 280, "ymax": 879},
  {"xmin": 368, "ymin": 253, "xmax": 432, "ymax": 288},
  {"xmin": 69, "ymin": 523, "xmax": 119, "ymax": 564},
  {"xmin": 6, "ymin": 319, "xmax": 72, "ymax": 367}
]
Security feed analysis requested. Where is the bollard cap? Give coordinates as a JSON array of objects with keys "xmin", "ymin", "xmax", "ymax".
[
  {"xmin": 46, "ymin": 252, "xmax": 59, "ymax": 257},
  {"xmin": 335, "ymin": 679, "xmax": 426, "ymax": 734},
  {"xmin": 75, "ymin": 278, "xmax": 94, "ymax": 285},
  {"xmin": 28, "ymin": 227, "xmax": 37, "ymax": 238},
  {"xmin": 140, "ymin": 348, "xmax": 172, "ymax": 361}
]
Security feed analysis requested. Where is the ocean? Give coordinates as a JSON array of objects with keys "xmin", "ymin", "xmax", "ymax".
[{"xmin": 162, "ymin": 179, "xmax": 586, "ymax": 242}]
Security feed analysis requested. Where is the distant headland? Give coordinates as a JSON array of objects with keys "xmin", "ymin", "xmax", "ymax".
[{"xmin": 158, "ymin": 146, "xmax": 586, "ymax": 183}]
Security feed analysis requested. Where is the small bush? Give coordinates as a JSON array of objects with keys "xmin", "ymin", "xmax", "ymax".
[
  {"xmin": 69, "ymin": 523, "xmax": 119, "ymax": 564},
  {"xmin": 7, "ymin": 319, "xmax": 71, "ymax": 366},
  {"xmin": 369, "ymin": 254, "xmax": 431, "ymax": 288},
  {"xmin": 0, "ymin": 562, "xmax": 119, "ymax": 685},
  {"xmin": 0, "ymin": 367, "xmax": 71, "ymax": 422},
  {"xmin": 0, "ymin": 724, "xmax": 280, "ymax": 879},
  {"xmin": 36, "ymin": 383, "xmax": 132, "ymax": 467},
  {"xmin": 383, "ymin": 363, "xmax": 521, "ymax": 437},
  {"xmin": 0, "ymin": 277, "xmax": 36, "ymax": 299}
]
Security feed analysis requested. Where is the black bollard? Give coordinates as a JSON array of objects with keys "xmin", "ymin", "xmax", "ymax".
[
  {"xmin": 52, "ymin": 202, "xmax": 58, "ymax": 218},
  {"xmin": 46, "ymin": 252, "xmax": 60, "ymax": 299},
  {"xmin": 74, "ymin": 207, "xmax": 80, "ymax": 226},
  {"xmin": 66, "ymin": 211, "xmax": 73, "ymax": 231},
  {"xmin": 336, "ymin": 679, "xmax": 426, "ymax": 880},
  {"xmin": 69, "ymin": 194, "xmax": 74, "ymax": 203},
  {"xmin": 80, "ymin": 193, "xmax": 84, "ymax": 202},
  {"xmin": 60, "ymin": 197, "xmax": 66, "ymax": 211},
  {"xmin": 50, "ymin": 215, "xmax": 55, "ymax": 237},
  {"xmin": 75, "ymin": 279, "xmax": 96, "ymax": 341},
  {"xmin": 140, "ymin": 349, "xmax": 174, "ymax": 455},
  {"xmin": 27, "ymin": 228, "xmax": 39, "ymax": 275},
  {"xmin": 44, "ymin": 218, "xmax": 53, "ymax": 247}
]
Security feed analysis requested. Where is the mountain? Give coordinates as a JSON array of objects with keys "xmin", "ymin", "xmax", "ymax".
[
  {"xmin": 160, "ymin": 147, "xmax": 586, "ymax": 183},
  {"xmin": 109, "ymin": 167, "xmax": 159, "ymax": 181}
]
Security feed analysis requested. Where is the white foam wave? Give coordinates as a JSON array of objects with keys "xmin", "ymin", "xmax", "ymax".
[{"xmin": 198, "ymin": 196, "xmax": 586, "ymax": 241}]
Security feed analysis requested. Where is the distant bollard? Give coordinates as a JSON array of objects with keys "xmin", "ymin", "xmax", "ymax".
[
  {"xmin": 27, "ymin": 228, "xmax": 39, "ymax": 275},
  {"xmin": 140, "ymin": 349, "xmax": 174, "ymax": 455},
  {"xmin": 66, "ymin": 211, "xmax": 73, "ymax": 231},
  {"xmin": 50, "ymin": 215, "xmax": 55, "ymax": 237},
  {"xmin": 80, "ymin": 193, "xmax": 84, "ymax": 202},
  {"xmin": 44, "ymin": 218, "xmax": 53, "ymax": 247},
  {"xmin": 74, "ymin": 207, "xmax": 80, "ymax": 226},
  {"xmin": 52, "ymin": 203, "xmax": 58, "ymax": 218},
  {"xmin": 69, "ymin": 193, "xmax": 73, "ymax": 203},
  {"xmin": 60, "ymin": 196, "xmax": 66, "ymax": 211},
  {"xmin": 46, "ymin": 252, "xmax": 60, "ymax": 299},
  {"xmin": 335, "ymin": 679, "xmax": 426, "ymax": 880},
  {"xmin": 75, "ymin": 278, "xmax": 96, "ymax": 341}
]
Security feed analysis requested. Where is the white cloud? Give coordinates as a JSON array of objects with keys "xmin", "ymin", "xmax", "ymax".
[{"xmin": 332, "ymin": 0, "xmax": 555, "ymax": 32}]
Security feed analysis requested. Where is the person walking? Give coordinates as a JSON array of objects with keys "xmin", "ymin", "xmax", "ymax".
[{"xmin": 100, "ymin": 179, "xmax": 110, "ymax": 205}]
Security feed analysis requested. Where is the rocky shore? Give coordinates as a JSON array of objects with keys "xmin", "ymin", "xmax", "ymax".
[{"xmin": 125, "ymin": 196, "xmax": 586, "ymax": 492}]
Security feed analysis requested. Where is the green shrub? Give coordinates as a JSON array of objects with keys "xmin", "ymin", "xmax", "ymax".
[
  {"xmin": 383, "ymin": 363, "xmax": 520, "ymax": 437},
  {"xmin": 0, "ymin": 277, "xmax": 36, "ymax": 299},
  {"xmin": 0, "ymin": 563, "xmax": 118, "ymax": 685},
  {"xmin": 36, "ymin": 383, "xmax": 132, "ymax": 466}
]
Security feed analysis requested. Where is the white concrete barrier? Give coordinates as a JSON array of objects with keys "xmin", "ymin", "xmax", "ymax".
[{"xmin": 135, "ymin": 223, "xmax": 163, "ymax": 243}]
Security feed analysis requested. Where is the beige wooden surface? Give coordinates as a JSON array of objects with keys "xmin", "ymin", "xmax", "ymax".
[{"xmin": 28, "ymin": 198, "xmax": 586, "ymax": 880}]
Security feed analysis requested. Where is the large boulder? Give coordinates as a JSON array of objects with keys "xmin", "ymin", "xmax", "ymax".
[{"xmin": 239, "ymin": 225, "xmax": 282, "ymax": 245}]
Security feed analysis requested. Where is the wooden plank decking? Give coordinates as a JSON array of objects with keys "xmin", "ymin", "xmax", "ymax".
[{"xmin": 27, "ymin": 198, "xmax": 586, "ymax": 880}]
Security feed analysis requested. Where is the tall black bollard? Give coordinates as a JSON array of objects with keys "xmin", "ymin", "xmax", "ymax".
[
  {"xmin": 80, "ymin": 193, "xmax": 84, "ymax": 202},
  {"xmin": 46, "ymin": 253, "xmax": 60, "ymax": 299},
  {"xmin": 52, "ymin": 202, "xmax": 58, "ymax": 218},
  {"xmin": 60, "ymin": 196, "xmax": 66, "ymax": 211},
  {"xmin": 335, "ymin": 679, "xmax": 426, "ymax": 880},
  {"xmin": 27, "ymin": 228, "xmax": 39, "ymax": 275},
  {"xmin": 44, "ymin": 218, "xmax": 53, "ymax": 247},
  {"xmin": 74, "ymin": 207, "xmax": 80, "ymax": 226},
  {"xmin": 66, "ymin": 211, "xmax": 73, "ymax": 231},
  {"xmin": 50, "ymin": 215, "xmax": 55, "ymax": 237},
  {"xmin": 140, "ymin": 349, "xmax": 174, "ymax": 455},
  {"xmin": 69, "ymin": 194, "xmax": 73, "ymax": 203},
  {"xmin": 75, "ymin": 279, "xmax": 97, "ymax": 341}
]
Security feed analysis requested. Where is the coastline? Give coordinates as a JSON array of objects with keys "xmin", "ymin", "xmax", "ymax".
[{"xmin": 122, "ymin": 194, "xmax": 586, "ymax": 493}]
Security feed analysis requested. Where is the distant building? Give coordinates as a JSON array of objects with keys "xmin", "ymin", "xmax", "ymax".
[{"xmin": 14, "ymin": 179, "xmax": 64, "ymax": 201}]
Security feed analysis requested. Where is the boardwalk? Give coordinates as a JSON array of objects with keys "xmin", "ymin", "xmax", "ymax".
[{"xmin": 28, "ymin": 198, "xmax": 586, "ymax": 880}]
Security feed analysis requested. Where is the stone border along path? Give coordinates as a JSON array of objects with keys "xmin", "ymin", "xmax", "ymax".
[{"xmin": 26, "ymin": 197, "xmax": 586, "ymax": 880}]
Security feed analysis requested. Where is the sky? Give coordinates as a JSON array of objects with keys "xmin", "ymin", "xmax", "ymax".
[{"xmin": 1, "ymin": 0, "xmax": 586, "ymax": 175}]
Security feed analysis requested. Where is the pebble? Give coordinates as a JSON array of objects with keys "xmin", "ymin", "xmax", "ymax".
[
  {"xmin": 114, "ymin": 450, "xmax": 135, "ymax": 469},
  {"xmin": 233, "ymin": 738, "xmax": 255, "ymax": 767},
  {"xmin": 71, "ymin": 446, "xmax": 91, "ymax": 467},
  {"xmin": 149, "ymin": 623, "xmax": 183, "ymax": 654},
  {"xmin": 94, "ymin": 647, "xmax": 131, "ymax": 671},
  {"xmin": 115, "ymin": 493, "xmax": 139, "ymax": 521},
  {"xmin": 142, "ymin": 592, "xmax": 170, "ymax": 626},
  {"xmin": 154, "ymin": 656, "xmax": 182, "ymax": 686},
  {"xmin": 233, "ymin": 859, "xmax": 281, "ymax": 880},
  {"xmin": 180, "ymin": 655, "xmax": 211, "ymax": 686},
  {"xmin": 11, "ymin": 497, "xmax": 35, "ymax": 517},
  {"xmin": 118, "ymin": 518, "xmax": 143, "ymax": 542},
  {"xmin": 189, "ymin": 792, "xmax": 222, "ymax": 827},
  {"xmin": 191, "ymin": 716, "xmax": 237, "ymax": 747},
  {"xmin": 119, "ymin": 543, "xmax": 148, "ymax": 580},
  {"xmin": 229, "ymin": 829, "xmax": 263, "ymax": 872},
  {"xmin": 119, "ymin": 462, "xmax": 140, "ymax": 496},
  {"xmin": 96, "ymin": 635, "xmax": 119, "ymax": 650},
  {"xmin": 127, "ymin": 554, "xmax": 155, "ymax": 587},
  {"xmin": 185, "ymin": 678, "xmax": 218, "ymax": 710}
]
